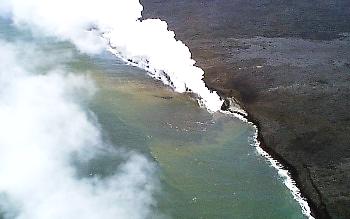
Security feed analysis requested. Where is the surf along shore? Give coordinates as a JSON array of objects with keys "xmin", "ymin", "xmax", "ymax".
[{"xmin": 141, "ymin": 0, "xmax": 350, "ymax": 218}]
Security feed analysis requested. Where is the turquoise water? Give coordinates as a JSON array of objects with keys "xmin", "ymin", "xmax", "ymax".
[{"xmin": 0, "ymin": 19, "xmax": 305, "ymax": 218}]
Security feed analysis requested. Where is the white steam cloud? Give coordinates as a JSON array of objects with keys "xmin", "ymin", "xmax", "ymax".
[
  {"xmin": 0, "ymin": 40, "xmax": 159, "ymax": 219},
  {"xmin": 0, "ymin": 0, "xmax": 223, "ymax": 112}
]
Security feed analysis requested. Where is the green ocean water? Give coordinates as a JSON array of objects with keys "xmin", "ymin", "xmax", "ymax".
[{"xmin": 0, "ymin": 19, "xmax": 305, "ymax": 219}]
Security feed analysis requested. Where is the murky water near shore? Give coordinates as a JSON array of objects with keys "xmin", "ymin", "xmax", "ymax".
[{"xmin": 0, "ymin": 19, "xmax": 305, "ymax": 218}]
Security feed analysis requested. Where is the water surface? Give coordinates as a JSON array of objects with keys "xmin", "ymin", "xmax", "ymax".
[{"xmin": 0, "ymin": 19, "xmax": 305, "ymax": 219}]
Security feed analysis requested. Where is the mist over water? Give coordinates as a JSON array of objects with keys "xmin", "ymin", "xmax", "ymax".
[{"xmin": 0, "ymin": 37, "xmax": 159, "ymax": 219}]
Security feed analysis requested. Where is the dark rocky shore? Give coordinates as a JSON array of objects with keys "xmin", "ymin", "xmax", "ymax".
[{"xmin": 141, "ymin": 0, "xmax": 350, "ymax": 218}]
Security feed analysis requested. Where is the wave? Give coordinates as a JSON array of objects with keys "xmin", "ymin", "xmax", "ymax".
[{"xmin": 250, "ymin": 123, "xmax": 315, "ymax": 219}]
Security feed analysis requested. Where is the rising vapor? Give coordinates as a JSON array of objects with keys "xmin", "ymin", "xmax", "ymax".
[{"xmin": 0, "ymin": 0, "xmax": 223, "ymax": 111}]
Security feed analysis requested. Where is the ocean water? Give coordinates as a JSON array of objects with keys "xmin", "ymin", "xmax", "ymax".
[{"xmin": 0, "ymin": 19, "xmax": 306, "ymax": 218}]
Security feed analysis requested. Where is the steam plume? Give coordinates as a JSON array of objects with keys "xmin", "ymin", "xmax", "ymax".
[{"xmin": 0, "ymin": 0, "xmax": 223, "ymax": 111}]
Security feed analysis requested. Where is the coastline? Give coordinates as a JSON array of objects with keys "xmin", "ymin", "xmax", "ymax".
[{"xmin": 141, "ymin": 0, "xmax": 350, "ymax": 218}]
